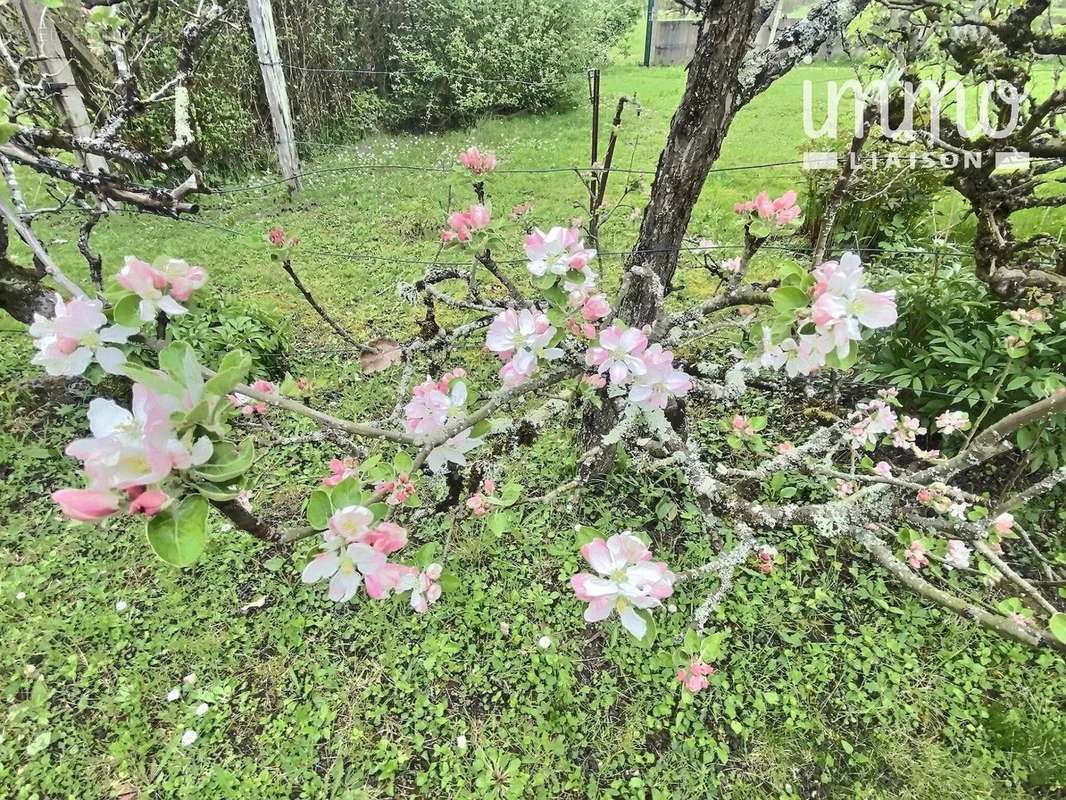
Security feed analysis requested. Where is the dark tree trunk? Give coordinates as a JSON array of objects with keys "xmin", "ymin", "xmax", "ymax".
[{"xmin": 581, "ymin": 0, "xmax": 872, "ymax": 475}]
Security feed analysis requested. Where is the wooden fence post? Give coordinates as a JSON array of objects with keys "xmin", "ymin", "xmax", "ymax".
[
  {"xmin": 247, "ymin": 0, "xmax": 301, "ymax": 192},
  {"xmin": 16, "ymin": 0, "xmax": 107, "ymax": 175}
]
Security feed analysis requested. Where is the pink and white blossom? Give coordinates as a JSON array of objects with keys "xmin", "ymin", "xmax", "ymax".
[
  {"xmin": 426, "ymin": 427, "xmax": 483, "ymax": 474},
  {"xmin": 441, "ymin": 204, "xmax": 491, "ymax": 245},
  {"xmin": 808, "ymin": 252, "xmax": 897, "ymax": 360},
  {"xmin": 570, "ymin": 532, "xmax": 675, "ymax": 639},
  {"xmin": 408, "ymin": 563, "xmax": 443, "ymax": 613},
  {"xmin": 405, "ymin": 374, "xmax": 468, "ymax": 438},
  {"xmin": 905, "ymin": 540, "xmax": 928, "ymax": 570},
  {"xmin": 735, "ymin": 190, "xmax": 801, "ymax": 227},
  {"xmin": 585, "ymin": 324, "xmax": 648, "ymax": 385},
  {"xmin": 873, "ymin": 461, "xmax": 892, "ymax": 478},
  {"xmin": 117, "ymin": 257, "xmax": 190, "ymax": 321},
  {"xmin": 157, "ymin": 259, "xmax": 208, "ymax": 302},
  {"xmin": 29, "ymin": 294, "xmax": 135, "ymax": 377},
  {"xmin": 676, "ymin": 658, "xmax": 716, "ymax": 693},
  {"xmin": 943, "ymin": 539, "xmax": 972, "ymax": 571},
  {"xmin": 628, "ymin": 344, "xmax": 692, "ymax": 411},
  {"xmin": 892, "ymin": 415, "xmax": 926, "ymax": 450},
  {"xmin": 323, "ymin": 457, "xmax": 359, "ymax": 487},
  {"xmin": 524, "ymin": 226, "xmax": 596, "ymax": 277},
  {"xmin": 935, "ymin": 410, "xmax": 970, "ymax": 436},
  {"xmin": 991, "ymin": 512, "xmax": 1014, "ymax": 535},
  {"xmin": 64, "ymin": 385, "xmax": 212, "ymax": 494},
  {"xmin": 835, "ymin": 480, "xmax": 855, "ymax": 498},
  {"xmin": 457, "ymin": 146, "xmax": 497, "ymax": 176},
  {"xmin": 730, "ymin": 414, "xmax": 755, "ymax": 436}
]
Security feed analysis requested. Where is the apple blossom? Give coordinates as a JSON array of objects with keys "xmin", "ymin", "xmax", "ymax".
[
  {"xmin": 905, "ymin": 540, "xmax": 928, "ymax": 570},
  {"xmin": 991, "ymin": 513, "xmax": 1014, "ymax": 535},
  {"xmin": 776, "ymin": 441, "xmax": 794, "ymax": 454},
  {"xmin": 835, "ymin": 480, "xmax": 855, "ymax": 498},
  {"xmin": 524, "ymin": 226, "xmax": 596, "ymax": 277},
  {"xmin": 457, "ymin": 146, "xmax": 497, "ymax": 175},
  {"xmin": 627, "ymin": 344, "xmax": 692, "ymax": 411},
  {"xmin": 158, "ymin": 259, "xmax": 208, "ymax": 302},
  {"xmin": 676, "ymin": 658, "xmax": 716, "ymax": 692},
  {"xmin": 873, "ymin": 461, "xmax": 892, "ymax": 478},
  {"xmin": 229, "ymin": 379, "xmax": 277, "ymax": 416},
  {"xmin": 117, "ymin": 257, "xmax": 191, "ymax": 321},
  {"xmin": 756, "ymin": 545, "xmax": 777, "ymax": 574},
  {"xmin": 302, "ymin": 511, "xmax": 412, "ymax": 604},
  {"xmin": 808, "ymin": 253, "xmax": 897, "ymax": 360},
  {"xmin": 585, "ymin": 324, "xmax": 648, "ymax": 385},
  {"xmin": 128, "ymin": 487, "xmax": 168, "ymax": 516},
  {"xmin": 52, "ymin": 488, "xmax": 121, "ymax": 521},
  {"xmin": 441, "ymin": 204, "xmax": 491, "ymax": 244},
  {"xmin": 944, "ymin": 540, "xmax": 972, "ymax": 571},
  {"xmin": 844, "ymin": 399, "xmax": 898, "ymax": 448},
  {"xmin": 28, "ymin": 294, "xmax": 135, "ymax": 377},
  {"xmin": 779, "ymin": 334, "xmax": 824, "ymax": 377},
  {"xmin": 892, "ymin": 415, "xmax": 926, "ymax": 450},
  {"xmin": 409, "ymin": 563, "xmax": 443, "ymax": 613},
  {"xmin": 1009, "ymin": 612, "xmax": 1031, "ymax": 628},
  {"xmin": 735, "ymin": 190, "xmax": 801, "ymax": 227},
  {"xmin": 570, "ymin": 532, "xmax": 675, "ymax": 639},
  {"xmin": 405, "ymin": 374, "xmax": 467, "ymax": 438},
  {"xmin": 466, "ymin": 492, "xmax": 489, "ymax": 517},
  {"xmin": 323, "ymin": 457, "xmax": 359, "ymax": 487},
  {"xmin": 721, "ymin": 257, "xmax": 743, "ymax": 274},
  {"xmin": 426, "ymin": 427, "xmax": 483, "ymax": 474},
  {"xmin": 59, "ymin": 385, "xmax": 212, "ymax": 506},
  {"xmin": 377, "ymin": 473, "xmax": 415, "ymax": 505},
  {"xmin": 935, "ymin": 410, "xmax": 970, "ymax": 436},
  {"xmin": 730, "ymin": 414, "xmax": 755, "ymax": 436},
  {"xmin": 579, "ymin": 293, "xmax": 611, "ymax": 321}
]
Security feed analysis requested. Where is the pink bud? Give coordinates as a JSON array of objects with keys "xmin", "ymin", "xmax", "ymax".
[{"xmin": 53, "ymin": 488, "xmax": 120, "ymax": 521}]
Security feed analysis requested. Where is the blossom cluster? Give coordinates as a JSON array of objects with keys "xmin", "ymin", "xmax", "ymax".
[
  {"xmin": 524, "ymin": 226, "xmax": 595, "ymax": 278},
  {"xmin": 52, "ymin": 384, "xmax": 213, "ymax": 521},
  {"xmin": 117, "ymin": 256, "xmax": 207, "ymax": 321},
  {"xmin": 228, "ymin": 379, "xmax": 278, "ymax": 415},
  {"xmin": 676, "ymin": 658, "xmax": 716, "ymax": 693},
  {"xmin": 301, "ymin": 504, "xmax": 438, "ymax": 612},
  {"xmin": 29, "ymin": 294, "xmax": 135, "ymax": 377},
  {"xmin": 734, "ymin": 190, "xmax": 801, "ymax": 227},
  {"xmin": 486, "ymin": 308, "xmax": 563, "ymax": 388},
  {"xmin": 457, "ymin": 146, "xmax": 497, "ymax": 176},
  {"xmin": 586, "ymin": 325, "xmax": 692, "ymax": 411},
  {"xmin": 570, "ymin": 532, "xmax": 676, "ymax": 639},
  {"xmin": 751, "ymin": 253, "xmax": 897, "ymax": 377},
  {"xmin": 441, "ymin": 204, "xmax": 491, "ymax": 245},
  {"xmin": 404, "ymin": 369, "xmax": 483, "ymax": 473}
]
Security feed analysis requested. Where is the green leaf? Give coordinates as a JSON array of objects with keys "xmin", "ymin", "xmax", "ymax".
[
  {"xmin": 146, "ymin": 496, "xmax": 209, "ymax": 567},
  {"xmin": 1050, "ymin": 613, "xmax": 1066, "ymax": 644},
  {"xmin": 497, "ymin": 482, "xmax": 522, "ymax": 507},
  {"xmin": 330, "ymin": 476, "xmax": 364, "ymax": 509},
  {"xmin": 123, "ymin": 364, "xmax": 183, "ymax": 397},
  {"xmin": 25, "ymin": 730, "xmax": 52, "ymax": 757},
  {"xmin": 203, "ymin": 350, "xmax": 251, "ymax": 397},
  {"xmin": 0, "ymin": 121, "xmax": 15, "ymax": 146},
  {"xmin": 770, "ymin": 286, "xmax": 809, "ymax": 313},
  {"xmin": 1016, "ymin": 426, "xmax": 1036, "ymax": 451},
  {"xmin": 112, "ymin": 293, "xmax": 143, "ymax": 328},
  {"xmin": 683, "ymin": 628, "xmax": 700, "ymax": 656},
  {"xmin": 368, "ymin": 502, "xmax": 388, "ymax": 523},
  {"xmin": 306, "ymin": 490, "xmax": 332, "ymax": 529},
  {"xmin": 699, "ymin": 630, "xmax": 727, "ymax": 661},
  {"xmin": 486, "ymin": 511, "xmax": 509, "ymax": 536},
  {"xmin": 191, "ymin": 438, "xmax": 254, "ymax": 483},
  {"xmin": 393, "ymin": 451, "xmax": 414, "ymax": 475}
]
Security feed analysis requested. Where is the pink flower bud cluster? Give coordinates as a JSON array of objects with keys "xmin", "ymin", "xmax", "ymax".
[
  {"xmin": 457, "ymin": 146, "xmax": 497, "ymax": 176},
  {"xmin": 734, "ymin": 190, "xmax": 801, "ymax": 227}
]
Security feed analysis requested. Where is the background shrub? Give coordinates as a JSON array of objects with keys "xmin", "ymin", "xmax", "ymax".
[
  {"xmin": 862, "ymin": 255, "xmax": 1066, "ymax": 472},
  {"xmin": 123, "ymin": 0, "xmax": 638, "ymax": 173},
  {"xmin": 802, "ymin": 134, "xmax": 946, "ymax": 252}
]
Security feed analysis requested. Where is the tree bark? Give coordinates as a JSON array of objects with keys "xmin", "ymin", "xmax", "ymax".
[{"xmin": 581, "ymin": 0, "xmax": 872, "ymax": 475}]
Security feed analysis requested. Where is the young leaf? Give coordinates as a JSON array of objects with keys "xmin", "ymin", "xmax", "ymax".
[
  {"xmin": 191, "ymin": 438, "xmax": 255, "ymax": 484},
  {"xmin": 146, "ymin": 496, "xmax": 209, "ymax": 567},
  {"xmin": 306, "ymin": 490, "xmax": 332, "ymax": 529}
]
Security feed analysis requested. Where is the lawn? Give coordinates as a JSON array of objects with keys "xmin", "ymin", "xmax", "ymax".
[{"xmin": 1, "ymin": 56, "xmax": 1064, "ymax": 799}]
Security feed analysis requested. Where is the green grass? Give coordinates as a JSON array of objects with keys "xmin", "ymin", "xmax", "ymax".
[{"xmin": 1, "ymin": 60, "xmax": 1065, "ymax": 798}]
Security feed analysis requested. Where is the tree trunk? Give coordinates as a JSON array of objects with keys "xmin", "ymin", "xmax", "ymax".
[
  {"xmin": 581, "ymin": 0, "xmax": 872, "ymax": 474},
  {"xmin": 582, "ymin": 0, "xmax": 759, "ymax": 474}
]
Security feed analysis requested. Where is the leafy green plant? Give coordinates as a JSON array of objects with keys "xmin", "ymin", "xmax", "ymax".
[
  {"xmin": 167, "ymin": 291, "xmax": 289, "ymax": 381},
  {"xmin": 863, "ymin": 259, "xmax": 1066, "ymax": 471}
]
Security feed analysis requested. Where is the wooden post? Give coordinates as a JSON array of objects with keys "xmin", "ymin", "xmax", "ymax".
[
  {"xmin": 16, "ymin": 0, "xmax": 107, "ymax": 175},
  {"xmin": 247, "ymin": 0, "xmax": 301, "ymax": 192},
  {"xmin": 643, "ymin": 0, "xmax": 655, "ymax": 67}
]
